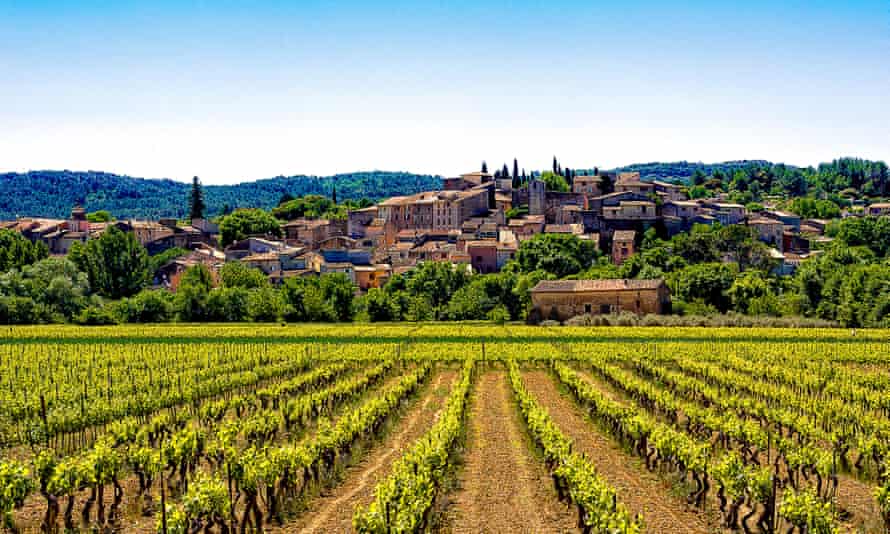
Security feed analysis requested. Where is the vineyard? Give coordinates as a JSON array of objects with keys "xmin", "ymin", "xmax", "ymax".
[{"xmin": 1, "ymin": 324, "xmax": 889, "ymax": 533}]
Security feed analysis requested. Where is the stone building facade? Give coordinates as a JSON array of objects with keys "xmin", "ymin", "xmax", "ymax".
[{"xmin": 529, "ymin": 278, "xmax": 671, "ymax": 321}]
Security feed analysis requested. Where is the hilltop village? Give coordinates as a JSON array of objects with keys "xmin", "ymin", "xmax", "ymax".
[{"xmin": 2, "ymin": 162, "xmax": 889, "ymax": 325}]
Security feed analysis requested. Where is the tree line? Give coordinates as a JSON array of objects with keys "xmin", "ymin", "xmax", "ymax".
[{"xmin": 2, "ymin": 214, "xmax": 890, "ymax": 326}]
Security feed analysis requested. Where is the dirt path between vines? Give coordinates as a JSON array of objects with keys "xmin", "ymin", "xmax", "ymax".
[
  {"xmin": 441, "ymin": 369, "xmax": 576, "ymax": 534},
  {"xmin": 10, "ymin": 364, "xmax": 397, "ymax": 534},
  {"xmin": 272, "ymin": 369, "xmax": 458, "ymax": 533},
  {"xmin": 574, "ymin": 366, "xmax": 881, "ymax": 533},
  {"xmin": 521, "ymin": 369, "xmax": 712, "ymax": 533}
]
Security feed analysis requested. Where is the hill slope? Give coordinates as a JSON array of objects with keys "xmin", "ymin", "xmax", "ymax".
[
  {"xmin": 0, "ymin": 171, "xmax": 442, "ymax": 219},
  {"xmin": 610, "ymin": 160, "xmax": 777, "ymax": 182}
]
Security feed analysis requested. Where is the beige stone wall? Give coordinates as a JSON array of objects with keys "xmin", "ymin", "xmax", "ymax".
[{"xmin": 531, "ymin": 288, "xmax": 667, "ymax": 320}]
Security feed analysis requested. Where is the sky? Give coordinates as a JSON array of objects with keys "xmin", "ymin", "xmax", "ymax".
[{"xmin": 1, "ymin": 0, "xmax": 888, "ymax": 184}]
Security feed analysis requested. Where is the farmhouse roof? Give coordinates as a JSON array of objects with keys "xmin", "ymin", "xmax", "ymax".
[{"xmin": 531, "ymin": 279, "xmax": 665, "ymax": 293}]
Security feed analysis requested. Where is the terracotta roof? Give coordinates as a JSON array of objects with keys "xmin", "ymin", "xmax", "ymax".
[
  {"xmin": 544, "ymin": 224, "xmax": 582, "ymax": 234},
  {"xmin": 242, "ymin": 252, "xmax": 280, "ymax": 262},
  {"xmin": 749, "ymin": 217, "xmax": 782, "ymax": 225},
  {"xmin": 531, "ymin": 279, "xmax": 664, "ymax": 293},
  {"xmin": 466, "ymin": 240, "xmax": 498, "ymax": 249},
  {"xmin": 612, "ymin": 230, "xmax": 635, "ymax": 241},
  {"xmin": 283, "ymin": 218, "xmax": 330, "ymax": 228}
]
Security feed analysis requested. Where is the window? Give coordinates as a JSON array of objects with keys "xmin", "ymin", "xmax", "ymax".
[
  {"xmin": 600, "ymin": 304, "xmax": 611, "ymax": 314},
  {"xmin": 584, "ymin": 303, "xmax": 592, "ymax": 314}
]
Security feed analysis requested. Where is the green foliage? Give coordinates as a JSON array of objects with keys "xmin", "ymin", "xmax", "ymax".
[
  {"xmin": 220, "ymin": 261, "xmax": 269, "ymax": 289},
  {"xmin": 0, "ymin": 229, "xmax": 48, "ymax": 272},
  {"xmin": 68, "ymin": 226, "xmax": 150, "ymax": 299},
  {"xmin": 116, "ymin": 289, "xmax": 175, "ymax": 323},
  {"xmin": 540, "ymin": 170, "xmax": 569, "ymax": 192},
  {"xmin": 86, "ymin": 210, "xmax": 113, "ymax": 222},
  {"xmin": 687, "ymin": 185, "xmax": 711, "ymax": 199},
  {"xmin": 365, "ymin": 287, "xmax": 400, "ymax": 322},
  {"xmin": 0, "ymin": 170, "xmax": 441, "ymax": 219},
  {"xmin": 504, "ymin": 206, "xmax": 528, "ymax": 220},
  {"xmin": 486, "ymin": 305, "xmax": 510, "ymax": 323},
  {"xmin": 282, "ymin": 273, "xmax": 354, "ymax": 322},
  {"xmin": 354, "ymin": 360, "xmax": 474, "ymax": 533},
  {"xmin": 515, "ymin": 233, "xmax": 597, "ymax": 278},
  {"xmin": 205, "ymin": 287, "xmax": 250, "ymax": 322},
  {"xmin": 785, "ymin": 197, "xmax": 841, "ymax": 219},
  {"xmin": 247, "ymin": 286, "xmax": 285, "ymax": 322},
  {"xmin": 74, "ymin": 304, "xmax": 120, "ymax": 325},
  {"xmin": 0, "ymin": 459, "xmax": 34, "ymax": 531},
  {"xmin": 189, "ymin": 176, "xmax": 206, "ymax": 220},
  {"xmin": 619, "ymin": 158, "xmax": 888, "ymax": 201},
  {"xmin": 779, "ymin": 488, "xmax": 838, "ymax": 534},
  {"xmin": 669, "ymin": 262, "xmax": 738, "ymax": 312},
  {"xmin": 218, "ymin": 208, "xmax": 282, "ymax": 247},
  {"xmin": 272, "ymin": 194, "xmax": 340, "ymax": 220},
  {"xmin": 0, "ymin": 296, "xmax": 52, "ymax": 324},
  {"xmin": 826, "ymin": 216, "xmax": 890, "ymax": 257},
  {"xmin": 404, "ymin": 261, "xmax": 470, "ymax": 310},
  {"xmin": 147, "ymin": 247, "xmax": 189, "ymax": 274},
  {"xmin": 175, "ymin": 265, "xmax": 214, "ymax": 321},
  {"xmin": 728, "ymin": 271, "xmax": 776, "ymax": 315}
]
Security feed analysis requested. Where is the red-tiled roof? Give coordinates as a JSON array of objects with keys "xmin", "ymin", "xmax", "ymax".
[
  {"xmin": 612, "ymin": 230, "xmax": 635, "ymax": 241},
  {"xmin": 531, "ymin": 279, "xmax": 664, "ymax": 292}
]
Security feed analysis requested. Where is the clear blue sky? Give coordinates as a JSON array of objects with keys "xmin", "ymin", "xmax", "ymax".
[{"xmin": 1, "ymin": 0, "xmax": 888, "ymax": 183}]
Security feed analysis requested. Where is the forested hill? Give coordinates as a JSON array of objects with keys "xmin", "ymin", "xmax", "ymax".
[
  {"xmin": 611, "ymin": 158, "xmax": 889, "ymax": 196},
  {"xmin": 0, "ymin": 171, "xmax": 442, "ymax": 219},
  {"xmin": 612, "ymin": 160, "xmax": 775, "ymax": 181}
]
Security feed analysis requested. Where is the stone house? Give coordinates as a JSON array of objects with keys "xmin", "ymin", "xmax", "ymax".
[
  {"xmin": 867, "ymin": 203, "xmax": 890, "ymax": 216},
  {"xmin": 530, "ymin": 278, "xmax": 671, "ymax": 321},
  {"xmin": 611, "ymin": 230, "xmax": 635, "ymax": 265},
  {"xmin": 572, "ymin": 175, "xmax": 602, "ymax": 196}
]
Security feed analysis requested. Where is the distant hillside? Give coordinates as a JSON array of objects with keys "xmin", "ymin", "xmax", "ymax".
[
  {"xmin": 0, "ymin": 171, "xmax": 442, "ymax": 220},
  {"xmin": 610, "ymin": 160, "xmax": 779, "ymax": 182}
]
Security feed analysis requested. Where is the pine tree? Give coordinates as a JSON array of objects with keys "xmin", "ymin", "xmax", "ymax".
[
  {"xmin": 332, "ymin": 186, "xmax": 338, "ymax": 204},
  {"xmin": 189, "ymin": 176, "xmax": 206, "ymax": 220},
  {"xmin": 482, "ymin": 161, "xmax": 488, "ymax": 173}
]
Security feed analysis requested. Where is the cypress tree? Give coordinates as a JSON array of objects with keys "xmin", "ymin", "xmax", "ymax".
[
  {"xmin": 481, "ymin": 161, "xmax": 488, "ymax": 173},
  {"xmin": 513, "ymin": 159, "xmax": 519, "ymax": 180},
  {"xmin": 332, "ymin": 185, "xmax": 338, "ymax": 204},
  {"xmin": 189, "ymin": 176, "xmax": 206, "ymax": 220}
]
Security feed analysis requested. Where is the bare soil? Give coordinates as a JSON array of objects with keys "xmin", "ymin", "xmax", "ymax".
[
  {"xmin": 272, "ymin": 369, "xmax": 458, "ymax": 533},
  {"xmin": 575, "ymin": 365, "xmax": 882, "ymax": 533},
  {"xmin": 521, "ymin": 369, "xmax": 713, "ymax": 534},
  {"xmin": 439, "ymin": 369, "xmax": 576, "ymax": 534}
]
